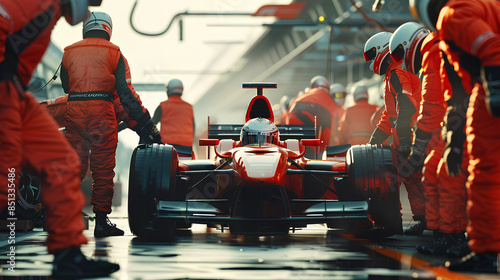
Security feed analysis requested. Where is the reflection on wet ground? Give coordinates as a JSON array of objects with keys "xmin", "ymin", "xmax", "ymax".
[{"xmin": 0, "ymin": 221, "xmax": 460, "ymax": 280}]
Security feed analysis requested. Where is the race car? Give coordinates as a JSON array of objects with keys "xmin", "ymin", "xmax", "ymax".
[{"xmin": 128, "ymin": 83, "xmax": 401, "ymax": 239}]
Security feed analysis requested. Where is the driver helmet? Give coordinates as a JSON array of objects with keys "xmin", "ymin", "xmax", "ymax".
[
  {"xmin": 240, "ymin": 118, "xmax": 279, "ymax": 147},
  {"xmin": 309, "ymin": 75, "xmax": 330, "ymax": 91},
  {"xmin": 63, "ymin": 0, "xmax": 102, "ymax": 26},
  {"xmin": 389, "ymin": 22, "xmax": 430, "ymax": 74},
  {"xmin": 409, "ymin": 0, "xmax": 449, "ymax": 32},
  {"xmin": 330, "ymin": 83, "xmax": 346, "ymax": 107},
  {"xmin": 83, "ymin": 11, "xmax": 112, "ymax": 40},
  {"xmin": 363, "ymin": 32, "xmax": 393, "ymax": 75},
  {"xmin": 166, "ymin": 79, "xmax": 184, "ymax": 96}
]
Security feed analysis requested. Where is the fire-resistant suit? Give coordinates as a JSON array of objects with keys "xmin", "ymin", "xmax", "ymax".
[
  {"xmin": 287, "ymin": 87, "xmax": 337, "ymax": 155},
  {"xmin": 438, "ymin": 0, "xmax": 500, "ymax": 254},
  {"xmin": 370, "ymin": 61, "xmax": 426, "ymax": 218},
  {"xmin": 338, "ymin": 99, "xmax": 379, "ymax": 145},
  {"xmin": 416, "ymin": 32, "xmax": 468, "ymax": 235},
  {"xmin": 61, "ymin": 37, "xmax": 155, "ymax": 214},
  {"xmin": 0, "ymin": 0, "xmax": 87, "ymax": 253},
  {"xmin": 152, "ymin": 95, "xmax": 194, "ymax": 147}
]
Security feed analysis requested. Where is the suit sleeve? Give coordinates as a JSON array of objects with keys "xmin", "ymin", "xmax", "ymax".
[
  {"xmin": 60, "ymin": 62, "xmax": 70, "ymax": 93},
  {"xmin": 391, "ymin": 71, "xmax": 417, "ymax": 140},
  {"xmin": 152, "ymin": 105, "xmax": 161, "ymax": 125},
  {"xmin": 114, "ymin": 53, "xmax": 150, "ymax": 126},
  {"xmin": 439, "ymin": 1, "xmax": 500, "ymax": 66}
]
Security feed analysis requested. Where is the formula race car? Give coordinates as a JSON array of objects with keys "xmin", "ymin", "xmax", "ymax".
[{"xmin": 128, "ymin": 83, "xmax": 401, "ymax": 239}]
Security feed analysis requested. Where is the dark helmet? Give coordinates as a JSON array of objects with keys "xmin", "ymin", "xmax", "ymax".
[
  {"xmin": 240, "ymin": 118, "xmax": 279, "ymax": 147},
  {"xmin": 62, "ymin": 0, "xmax": 103, "ymax": 26}
]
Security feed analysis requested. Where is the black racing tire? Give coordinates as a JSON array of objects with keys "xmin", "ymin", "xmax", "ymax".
[
  {"xmin": 128, "ymin": 144, "xmax": 179, "ymax": 239},
  {"xmin": 343, "ymin": 144, "xmax": 402, "ymax": 237}
]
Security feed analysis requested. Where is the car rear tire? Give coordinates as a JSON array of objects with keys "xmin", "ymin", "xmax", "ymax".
[
  {"xmin": 128, "ymin": 144, "xmax": 179, "ymax": 239},
  {"xmin": 342, "ymin": 144, "xmax": 402, "ymax": 237}
]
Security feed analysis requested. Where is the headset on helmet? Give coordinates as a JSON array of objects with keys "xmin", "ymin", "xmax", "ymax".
[
  {"xmin": 240, "ymin": 118, "xmax": 279, "ymax": 147},
  {"xmin": 352, "ymin": 85, "xmax": 369, "ymax": 102},
  {"xmin": 389, "ymin": 22, "xmax": 430, "ymax": 74},
  {"xmin": 83, "ymin": 11, "xmax": 112, "ymax": 39},
  {"xmin": 363, "ymin": 32, "xmax": 393, "ymax": 75},
  {"xmin": 62, "ymin": 0, "xmax": 102, "ymax": 26},
  {"xmin": 166, "ymin": 79, "xmax": 184, "ymax": 96},
  {"xmin": 330, "ymin": 83, "xmax": 346, "ymax": 107},
  {"xmin": 409, "ymin": 0, "xmax": 449, "ymax": 32},
  {"xmin": 309, "ymin": 75, "xmax": 330, "ymax": 91}
]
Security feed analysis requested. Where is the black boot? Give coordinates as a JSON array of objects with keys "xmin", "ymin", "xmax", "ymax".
[
  {"xmin": 53, "ymin": 246, "xmax": 119, "ymax": 278},
  {"xmin": 446, "ymin": 236, "xmax": 471, "ymax": 258},
  {"xmin": 404, "ymin": 216, "xmax": 427, "ymax": 235},
  {"xmin": 418, "ymin": 231, "xmax": 466, "ymax": 255},
  {"xmin": 94, "ymin": 212, "xmax": 124, "ymax": 238},
  {"xmin": 447, "ymin": 252, "xmax": 499, "ymax": 273},
  {"xmin": 417, "ymin": 229, "xmax": 442, "ymax": 254}
]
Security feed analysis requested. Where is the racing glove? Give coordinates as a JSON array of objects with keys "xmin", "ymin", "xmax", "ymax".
[
  {"xmin": 368, "ymin": 127, "xmax": 389, "ymax": 145},
  {"xmin": 402, "ymin": 128, "xmax": 434, "ymax": 175},
  {"xmin": 441, "ymin": 107, "xmax": 466, "ymax": 177},
  {"xmin": 481, "ymin": 66, "xmax": 500, "ymax": 117},
  {"xmin": 398, "ymin": 136, "xmax": 412, "ymax": 159},
  {"xmin": 136, "ymin": 119, "xmax": 162, "ymax": 145}
]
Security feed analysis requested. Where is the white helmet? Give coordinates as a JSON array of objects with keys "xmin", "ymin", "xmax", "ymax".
[
  {"xmin": 330, "ymin": 83, "xmax": 346, "ymax": 107},
  {"xmin": 310, "ymin": 75, "xmax": 330, "ymax": 91},
  {"xmin": 352, "ymin": 85, "xmax": 369, "ymax": 102},
  {"xmin": 363, "ymin": 32, "xmax": 393, "ymax": 75},
  {"xmin": 62, "ymin": 0, "xmax": 102, "ymax": 26},
  {"xmin": 389, "ymin": 22, "xmax": 430, "ymax": 74},
  {"xmin": 83, "ymin": 11, "xmax": 112, "ymax": 39},
  {"xmin": 409, "ymin": 0, "xmax": 448, "ymax": 32},
  {"xmin": 166, "ymin": 79, "xmax": 183, "ymax": 96}
]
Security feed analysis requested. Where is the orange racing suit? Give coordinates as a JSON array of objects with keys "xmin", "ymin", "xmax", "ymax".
[
  {"xmin": 287, "ymin": 87, "xmax": 337, "ymax": 155},
  {"xmin": 438, "ymin": 0, "xmax": 500, "ymax": 254},
  {"xmin": 372, "ymin": 61, "xmax": 426, "ymax": 218},
  {"xmin": 417, "ymin": 32, "xmax": 468, "ymax": 234},
  {"xmin": 61, "ymin": 37, "xmax": 153, "ymax": 214},
  {"xmin": 152, "ymin": 95, "xmax": 195, "ymax": 147},
  {"xmin": 0, "ymin": 0, "xmax": 87, "ymax": 253},
  {"xmin": 338, "ymin": 99, "xmax": 379, "ymax": 145}
]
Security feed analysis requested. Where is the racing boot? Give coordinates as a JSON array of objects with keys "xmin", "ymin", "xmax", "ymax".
[
  {"xmin": 446, "ymin": 236, "xmax": 471, "ymax": 258},
  {"xmin": 447, "ymin": 252, "xmax": 499, "ymax": 273},
  {"xmin": 404, "ymin": 215, "xmax": 427, "ymax": 235},
  {"xmin": 94, "ymin": 212, "xmax": 124, "ymax": 238},
  {"xmin": 53, "ymin": 246, "xmax": 120, "ymax": 277},
  {"xmin": 417, "ymin": 229, "xmax": 442, "ymax": 254}
]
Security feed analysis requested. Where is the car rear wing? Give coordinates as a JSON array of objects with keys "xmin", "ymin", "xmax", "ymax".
[{"xmin": 207, "ymin": 124, "xmax": 316, "ymax": 141}]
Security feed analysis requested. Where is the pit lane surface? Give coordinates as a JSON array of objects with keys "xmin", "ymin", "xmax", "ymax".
[{"xmin": 0, "ymin": 189, "xmax": 496, "ymax": 280}]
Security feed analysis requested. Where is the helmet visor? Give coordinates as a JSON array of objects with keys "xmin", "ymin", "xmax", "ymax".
[
  {"xmin": 242, "ymin": 131, "xmax": 278, "ymax": 147},
  {"xmin": 390, "ymin": 44, "xmax": 405, "ymax": 62},
  {"xmin": 363, "ymin": 47, "xmax": 377, "ymax": 62},
  {"xmin": 333, "ymin": 91, "xmax": 346, "ymax": 99}
]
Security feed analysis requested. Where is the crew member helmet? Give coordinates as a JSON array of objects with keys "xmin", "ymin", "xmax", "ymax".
[
  {"xmin": 166, "ymin": 79, "xmax": 184, "ymax": 96},
  {"xmin": 240, "ymin": 118, "xmax": 279, "ymax": 147},
  {"xmin": 330, "ymin": 83, "xmax": 346, "ymax": 107},
  {"xmin": 62, "ymin": 0, "xmax": 102, "ymax": 26},
  {"xmin": 363, "ymin": 32, "xmax": 393, "ymax": 75},
  {"xmin": 389, "ymin": 22, "xmax": 430, "ymax": 74},
  {"xmin": 309, "ymin": 75, "xmax": 330, "ymax": 91},
  {"xmin": 83, "ymin": 11, "xmax": 112, "ymax": 39},
  {"xmin": 409, "ymin": 0, "xmax": 449, "ymax": 32},
  {"xmin": 352, "ymin": 85, "xmax": 369, "ymax": 102}
]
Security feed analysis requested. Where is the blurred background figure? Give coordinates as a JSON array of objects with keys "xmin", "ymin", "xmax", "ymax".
[
  {"xmin": 274, "ymin": 95, "xmax": 291, "ymax": 125},
  {"xmin": 287, "ymin": 75, "xmax": 335, "ymax": 157},
  {"xmin": 153, "ymin": 78, "xmax": 195, "ymax": 158},
  {"xmin": 328, "ymin": 83, "xmax": 346, "ymax": 146},
  {"xmin": 338, "ymin": 86, "xmax": 380, "ymax": 145}
]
